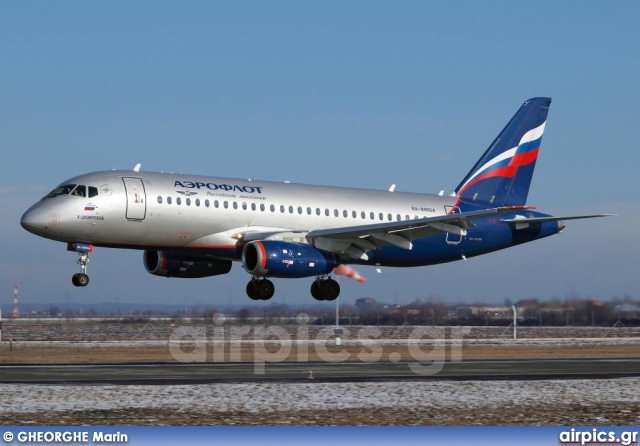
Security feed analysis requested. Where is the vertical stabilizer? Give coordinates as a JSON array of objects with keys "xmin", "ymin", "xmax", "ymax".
[{"xmin": 454, "ymin": 97, "xmax": 551, "ymax": 207}]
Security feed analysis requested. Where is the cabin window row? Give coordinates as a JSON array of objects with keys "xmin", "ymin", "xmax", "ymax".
[{"xmin": 157, "ymin": 196, "xmax": 421, "ymax": 221}]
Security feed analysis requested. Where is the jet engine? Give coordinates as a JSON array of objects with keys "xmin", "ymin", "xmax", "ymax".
[
  {"xmin": 242, "ymin": 240, "xmax": 335, "ymax": 278},
  {"xmin": 143, "ymin": 251, "xmax": 232, "ymax": 278}
]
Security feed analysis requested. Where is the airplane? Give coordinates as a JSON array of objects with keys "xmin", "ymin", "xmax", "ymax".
[{"xmin": 20, "ymin": 97, "xmax": 610, "ymax": 301}]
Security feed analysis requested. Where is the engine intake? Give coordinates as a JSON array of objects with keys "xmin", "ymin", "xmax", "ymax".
[
  {"xmin": 242, "ymin": 240, "xmax": 335, "ymax": 278},
  {"xmin": 143, "ymin": 251, "xmax": 232, "ymax": 278}
]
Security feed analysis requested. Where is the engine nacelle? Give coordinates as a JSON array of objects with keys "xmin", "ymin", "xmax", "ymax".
[
  {"xmin": 242, "ymin": 240, "xmax": 336, "ymax": 278},
  {"xmin": 143, "ymin": 251, "xmax": 232, "ymax": 278}
]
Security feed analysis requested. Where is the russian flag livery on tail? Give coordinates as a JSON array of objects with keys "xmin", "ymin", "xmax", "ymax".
[
  {"xmin": 20, "ymin": 98, "xmax": 612, "ymax": 301},
  {"xmin": 454, "ymin": 97, "xmax": 550, "ymax": 210}
]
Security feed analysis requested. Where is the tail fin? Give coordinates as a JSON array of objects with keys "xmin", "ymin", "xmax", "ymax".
[{"xmin": 454, "ymin": 97, "xmax": 551, "ymax": 207}]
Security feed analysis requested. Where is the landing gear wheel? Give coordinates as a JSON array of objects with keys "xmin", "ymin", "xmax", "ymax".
[
  {"xmin": 320, "ymin": 279, "xmax": 340, "ymax": 301},
  {"xmin": 72, "ymin": 273, "xmax": 89, "ymax": 287},
  {"xmin": 311, "ymin": 281, "xmax": 322, "ymax": 300},
  {"xmin": 246, "ymin": 281, "xmax": 259, "ymax": 300},
  {"xmin": 246, "ymin": 279, "xmax": 275, "ymax": 300},
  {"xmin": 76, "ymin": 273, "xmax": 89, "ymax": 287},
  {"xmin": 255, "ymin": 279, "xmax": 275, "ymax": 300}
]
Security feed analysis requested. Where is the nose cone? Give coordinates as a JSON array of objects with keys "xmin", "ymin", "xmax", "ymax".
[{"xmin": 20, "ymin": 206, "xmax": 47, "ymax": 234}]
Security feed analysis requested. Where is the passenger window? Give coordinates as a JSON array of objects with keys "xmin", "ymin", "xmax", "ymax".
[
  {"xmin": 316, "ymin": 208, "xmax": 321, "ymax": 216},
  {"xmin": 251, "ymin": 203, "xmax": 256, "ymax": 211},
  {"xmin": 343, "ymin": 210, "xmax": 348, "ymax": 218},
  {"xmin": 88, "ymin": 187, "xmax": 99, "ymax": 198},
  {"xmin": 297, "ymin": 206, "xmax": 302, "ymax": 214},
  {"xmin": 260, "ymin": 204, "xmax": 265, "ymax": 211},
  {"xmin": 233, "ymin": 202, "xmax": 238, "ymax": 209},
  {"xmin": 325, "ymin": 209, "xmax": 329, "ymax": 216},
  {"xmin": 157, "ymin": 196, "xmax": 162, "ymax": 204},
  {"xmin": 242, "ymin": 202, "xmax": 247, "ymax": 210},
  {"xmin": 205, "ymin": 200, "xmax": 210, "ymax": 207},
  {"xmin": 379, "ymin": 213, "xmax": 383, "ymax": 221},
  {"xmin": 176, "ymin": 197, "xmax": 182, "ymax": 205},
  {"xmin": 270, "ymin": 204, "xmax": 275, "ymax": 212},
  {"xmin": 307, "ymin": 207, "xmax": 312, "ymax": 215},
  {"xmin": 361, "ymin": 211, "xmax": 366, "ymax": 219},
  {"xmin": 186, "ymin": 198, "xmax": 191, "ymax": 206},
  {"xmin": 195, "ymin": 199, "xmax": 200, "ymax": 207},
  {"xmin": 167, "ymin": 197, "xmax": 172, "ymax": 205},
  {"xmin": 397, "ymin": 214, "xmax": 401, "ymax": 221},
  {"xmin": 289, "ymin": 206, "xmax": 294, "ymax": 214},
  {"xmin": 370, "ymin": 212, "xmax": 375, "ymax": 220},
  {"xmin": 224, "ymin": 201, "xmax": 229, "ymax": 209},
  {"xmin": 280, "ymin": 205, "xmax": 285, "ymax": 213},
  {"xmin": 352, "ymin": 211, "xmax": 356, "ymax": 218},
  {"xmin": 334, "ymin": 209, "xmax": 339, "ymax": 217},
  {"xmin": 388, "ymin": 213, "xmax": 392, "ymax": 221}
]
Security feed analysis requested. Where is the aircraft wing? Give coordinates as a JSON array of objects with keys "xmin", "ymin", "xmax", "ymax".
[{"xmin": 305, "ymin": 205, "xmax": 535, "ymax": 260}]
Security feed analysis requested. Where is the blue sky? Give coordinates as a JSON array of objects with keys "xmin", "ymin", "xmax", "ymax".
[{"xmin": 1, "ymin": 1, "xmax": 638, "ymax": 307}]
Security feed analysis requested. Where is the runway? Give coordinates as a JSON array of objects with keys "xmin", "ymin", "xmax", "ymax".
[{"xmin": 1, "ymin": 358, "xmax": 639, "ymax": 384}]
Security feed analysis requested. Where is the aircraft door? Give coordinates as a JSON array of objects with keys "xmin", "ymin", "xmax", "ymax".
[{"xmin": 122, "ymin": 177, "xmax": 146, "ymax": 220}]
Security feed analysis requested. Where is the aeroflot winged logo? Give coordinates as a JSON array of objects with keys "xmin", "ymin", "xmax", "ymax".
[
  {"xmin": 176, "ymin": 190, "xmax": 198, "ymax": 197},
  {"xmin": 174, "ymin": 180, "xmax": 264, "ymax": 194}
]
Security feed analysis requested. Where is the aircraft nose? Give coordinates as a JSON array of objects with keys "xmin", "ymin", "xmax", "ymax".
[{"xmin": 20, "ymin": 207, "xmax": 47, "ymax": 233}]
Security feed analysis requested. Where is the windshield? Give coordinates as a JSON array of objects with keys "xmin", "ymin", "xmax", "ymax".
[{"xmin": 46, "ymin": 184, "xmax": 76, "ymax": 198}]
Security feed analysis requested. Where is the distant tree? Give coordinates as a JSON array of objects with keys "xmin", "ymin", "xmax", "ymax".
[
  {"xmin": 47, "ymin": 306, "xmax": 60, "ymax": 317},
  {"xmin": 203, "ymin": 308, "xmax": 220, "ymax": 320},
  {"xmin": 236, "ymin": 308, "xmax": 250, "ymax": 323}
]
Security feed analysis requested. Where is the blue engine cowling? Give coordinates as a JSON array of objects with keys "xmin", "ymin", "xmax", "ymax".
[
  {"xmin": 242, "ymin": 240, "xmax": 336, "ymax": 278},
  {"xmin": 144, "ymin": 251, "xmax": 232, "ymax": 278}
]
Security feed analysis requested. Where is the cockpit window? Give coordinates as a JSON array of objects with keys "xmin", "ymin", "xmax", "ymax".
[
  {"xmin": 88, "ymin": 186, "xmax": 99, "ymax": 198},
  {"xmin": 71, "ymin": 185, "xmax": 87, "ymax": 197},
  {"xmin": 46, "ymin": 184, "xmax": 77, "ymax": 198}
]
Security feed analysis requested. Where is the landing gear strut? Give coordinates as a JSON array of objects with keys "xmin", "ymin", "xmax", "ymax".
[
  {"xmin": 246, "ymin": 278, "xmax": 275, "ymax": 301},
  {"xmin": 69, "ymin": 243, "xmax": 92, "ymax": 287},
  {"xmin": 311, "ymin": 276, "xmax": 340, "ymax": 301}
]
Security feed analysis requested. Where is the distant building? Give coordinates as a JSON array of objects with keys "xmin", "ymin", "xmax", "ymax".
[
  {"xmin": 355, "ymin": 298, "xmax": 377, "ymax": 310},
  {"xmin": 615, "ymin": 304, "xmax": 640, "ymax": 318}
]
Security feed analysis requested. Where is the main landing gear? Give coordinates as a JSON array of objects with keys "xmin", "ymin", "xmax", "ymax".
[
  {"xmin": 245, "ymin": 276, "xmax": 341, "ymax": 301},
  {"xmin": 246, "ymin": 278, "xmax": 275, "ymax": 301},
  {"xmin": 68, "ymin": 243, "xmax": 91, "ymax": 287},
  {"xmin": 311, "ymin": 276, "xmax": 340, "ymax": 301}
]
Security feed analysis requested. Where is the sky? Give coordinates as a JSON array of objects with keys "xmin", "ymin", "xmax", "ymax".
[{"xmin": 1, "ymin": 1, "xmax": 638, "ymax": 308}]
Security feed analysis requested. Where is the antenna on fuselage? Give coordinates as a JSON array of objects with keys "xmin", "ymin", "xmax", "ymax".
[
  {"xmin": 133, "ymin": 163, "xmax": 142, "ymax": 172},
  {"xmin": 389, "ymin": 184, "xmax": 396, "ymax": 193}
]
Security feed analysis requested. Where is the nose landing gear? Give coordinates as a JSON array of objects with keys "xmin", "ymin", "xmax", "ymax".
[{"xmin": 68, "ymin": 243, "xmax": 92, "ymax": 287}]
